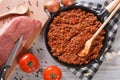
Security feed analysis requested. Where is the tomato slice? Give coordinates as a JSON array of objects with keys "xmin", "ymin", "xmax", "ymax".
[
  {"xmin": 43, "ymin": 66, "xmax": 62, "ymax": 80},
  {"xmin": 19, "ymin": 53, "xmax": 39, "ymax": 73}
]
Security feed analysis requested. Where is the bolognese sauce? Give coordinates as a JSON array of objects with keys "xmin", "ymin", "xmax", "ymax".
[{"xmin": 47, "ymin": 9, "xmax": 105, "ymax": 65}]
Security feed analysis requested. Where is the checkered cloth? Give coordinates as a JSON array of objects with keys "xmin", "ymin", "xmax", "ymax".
[{"xmin": 69, "ymin": 1, "xmax": 120, "ymax": 80}]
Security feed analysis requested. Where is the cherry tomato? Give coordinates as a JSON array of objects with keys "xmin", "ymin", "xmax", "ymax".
[
  {"xmin": 43, "ymin": 66, "xmax": 62, "ymax": 80},
  {"xmin": 19, "ymin": 53, "xmax": 39, "ymax": 73}
]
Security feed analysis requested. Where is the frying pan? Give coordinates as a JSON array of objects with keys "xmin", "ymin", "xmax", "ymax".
[{"xmin": 44, "ymin": 0, "xmax": 120, "ymax": 68}]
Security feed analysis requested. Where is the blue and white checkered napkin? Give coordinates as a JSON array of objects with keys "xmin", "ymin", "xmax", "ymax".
[{"xmin": 69, "ymin": 1, "xmax": 120, "ymax": 80}]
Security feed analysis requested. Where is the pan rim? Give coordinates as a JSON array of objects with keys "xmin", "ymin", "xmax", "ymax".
[{"xmin": 43, "ymin": 3, "xmax": 109, "ymax": 68}]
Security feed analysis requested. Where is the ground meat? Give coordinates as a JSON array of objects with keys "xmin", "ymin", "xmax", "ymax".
[{"xmin": 47, "ymin": 9, "xmax": 105, "ymax": 65}]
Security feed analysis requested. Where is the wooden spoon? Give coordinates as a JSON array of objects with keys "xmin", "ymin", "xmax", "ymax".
[
  {"xmin": 78, "ymin": 3, "xmax": 120, "ymax": 57},
  {"xmin": 0, "ymin": 4, "xmax": 28, "ymax": 18}
]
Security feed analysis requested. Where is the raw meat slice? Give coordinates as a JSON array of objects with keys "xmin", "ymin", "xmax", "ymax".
[{"xmin": 0, "ymin": 16, "xmax": 41, "ymax": 67}]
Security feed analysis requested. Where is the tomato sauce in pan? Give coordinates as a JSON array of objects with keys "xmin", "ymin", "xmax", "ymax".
[{"xmin": 48, "ymin": 9, "xmax": 105, "ymax": 65}]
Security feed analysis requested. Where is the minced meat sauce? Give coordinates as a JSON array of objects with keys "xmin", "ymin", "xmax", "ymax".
[{"xmin": 47, "ymin": 9, "xmax": 105, "ymax": 65}]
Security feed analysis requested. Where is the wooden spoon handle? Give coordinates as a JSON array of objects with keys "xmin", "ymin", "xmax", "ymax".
[
  {"xmin": 106, "ymin": 0, "xmax": 120, "ymax": 13},
  {"xmin": 91, "ymin": 3, "xmax": 120, "ymax": 41}
]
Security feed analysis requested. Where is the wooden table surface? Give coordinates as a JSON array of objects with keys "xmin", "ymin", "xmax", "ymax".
[
  {"xmin": 93, "ymin": 20, "xmax": 120, "ymax": 80},
  {"xmin": 78, "ymin": 0, "xmax": 120, "ymax": 80},
  {"xmin": 0, "ymin": 0, "xmax": 120, "ymax": 80}
]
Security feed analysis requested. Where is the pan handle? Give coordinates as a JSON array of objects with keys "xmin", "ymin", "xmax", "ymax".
[
  {"xmin": 44, "ymin": 9, "xmax": 55, "ymax": 18},
  {"xmin": 0, "ymin": 65, "xmax": 10, "ymax": 80},
  {"xmin": 105, "ymin": 0, "xmax": 120, "ymax": 13}
]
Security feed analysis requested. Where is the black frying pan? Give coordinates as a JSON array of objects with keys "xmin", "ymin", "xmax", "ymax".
[{"xmin": 44, "ymin": 0, "xmax": 119, "ymax": 68}]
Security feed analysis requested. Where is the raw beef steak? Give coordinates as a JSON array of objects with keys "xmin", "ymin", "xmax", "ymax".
[{"xmin": 0, "ymin": 16, "xmax": 41, "ymax": 67}]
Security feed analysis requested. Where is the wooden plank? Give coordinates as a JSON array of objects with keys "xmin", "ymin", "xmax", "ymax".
[{"xmin": 0, "ymin": 0, "xmax": 50, "ymax": 79}]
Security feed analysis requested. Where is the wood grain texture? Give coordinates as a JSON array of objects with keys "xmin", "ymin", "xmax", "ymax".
[
  {"xmin": 0, "ymin": 0, "xmax": 50, "ymax": 79},
  {"xmin": 0, "ymin": 0, "xmax": 120, "ymax": 80}
]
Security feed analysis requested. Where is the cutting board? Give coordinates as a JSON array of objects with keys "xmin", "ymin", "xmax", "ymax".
[{"xmin": 0, "ymin": 0, "xmax": 50, "ymax": 79}]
